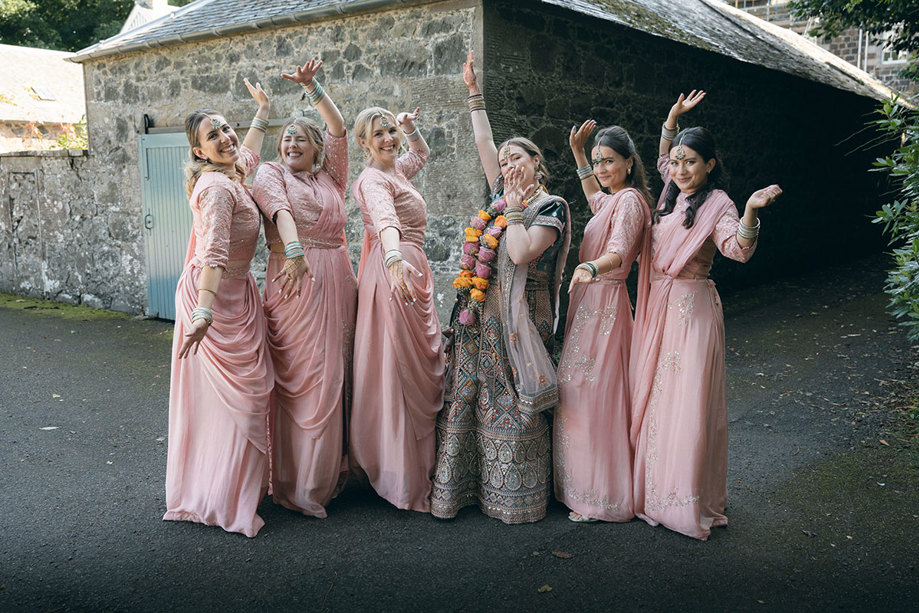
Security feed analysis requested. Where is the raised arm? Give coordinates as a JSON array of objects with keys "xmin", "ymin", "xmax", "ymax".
[
  {"xmin": 281, "ymin": 59, "xmax": 345, "ymax": 138},
  {"xmin": 397, "ymin": 107, "xmax": 429, "ymax": 159},
  {"xmin": 463, "ymin": 50, "xmax": 501, "ymax": 187},
  {"xmin": 660, "ymin": 90, "xmax": 705, "ymax": 157},
  {"xmin": 570, "ymin": 119, "xmax": 602, "ymax": 201},
  {"xmin": 242, "ymin": 78, "xmax": 270, "ymax": 153}
]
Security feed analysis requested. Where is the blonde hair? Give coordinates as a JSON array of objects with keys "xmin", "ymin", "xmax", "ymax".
[
  {"xmin": 353, "ymin": 106, "xmax": 401, "ymax": 162},
  {"xmin": 183, "ymin": 109, "xmax": 248, "ymax": 197},
  {"xmin": 276, "ymin": 117, "xmax": 324, "ymax": 169}
]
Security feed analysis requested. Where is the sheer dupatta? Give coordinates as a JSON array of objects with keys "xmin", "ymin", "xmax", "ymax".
[{"xmin": 498, "ymin": 188, "xmax": 571, "ymax": 415}]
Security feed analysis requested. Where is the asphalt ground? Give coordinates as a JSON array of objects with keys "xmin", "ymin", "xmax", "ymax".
[{"xmin": 0, "ymin": 253, "xmax": 917, "ymax": 612}]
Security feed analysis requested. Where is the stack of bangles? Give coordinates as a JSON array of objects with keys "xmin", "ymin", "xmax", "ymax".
[
  {"xmin": 661, "ymin": 122, "xmax": 680, "ymax": 141},
  {"xmin": 284, "ymin": 240, "xmax": 305, "ymax": 259},
  {"xmin": 191, "ymin": 306, "xmax": 213, "ymax": 325},
  {"xmin": 468, "ymin": 93, "xmax": 485, "ymax": 113},
  {"xmin": 302, "ymin": 80, "xmax": 326, "ymax": 106},
  {"xmin": 403, "ymin": 127, "xmax": 421, "ymax": 142},
  {"xmin": 250, "ymin": 116, "xmax": 269, "ymax": 132},
  {"xmin": 384, "ymin": 249, "xmax": 403, "ymax": 268},
  {"xmin": 576, "ymin": 164, "xmax": 594, "ymax": 181},
  {"xmin": 737, "ymin": 217, "xmax": 760, "ymax": 241},
  {"xmin": 576, "ymin": 261, "xmax": 599, "ymax": 278},
  {"xmin": 504, "ymin": 206, "xmax": 524, "ymax": 225}
]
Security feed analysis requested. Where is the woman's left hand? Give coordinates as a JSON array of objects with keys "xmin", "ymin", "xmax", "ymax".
[
  {"xmin": 504, "ymin": 164, "xmax": 534, "ymax": 210},
  {"xmin": 273, "ymin": 256, "xmax": 312, "ymax": 299},
  {"xmin": 244, "ymin": 78, "xmax": 269, "ymax": 109},
  {"xmin": 746, "ymin": 184, "xmax": 782, "ymax": 209},
  {"xmin": 388, "ymin": 258, "xmax": 421, "ymax": 305},
  {"xmin": 568, "ymin": 267, "xmax": 594, "ymax": 293},
  {"xmin": 281, "ymin": 59, "xmax": 322, "ymax": 87},
  {"xmin": 397, "ymin": 107, "xmax": 420, "ymax": 133}
]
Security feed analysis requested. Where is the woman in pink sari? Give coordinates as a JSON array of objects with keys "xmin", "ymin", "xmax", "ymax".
[
  {"xmin": 554, "ymin": 122, "xmax": 652, "ymax": 523},
  {"xmin": 350, "ymin": 105, "xmax": 444, "ymax": 512},
  {"xmin": 630, "ymin": 91, "xmax": 782, "ymax": 540},
  {"xmin": 164, "ymin": 79, "xmax": 273, "ymax": 537},
  {"xmin": 252, "ymin": 59, "xmax": 356, "ymax": 518}
]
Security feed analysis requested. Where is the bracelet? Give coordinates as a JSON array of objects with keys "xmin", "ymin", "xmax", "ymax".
[
  {"xmin": 191, "ymin": 306, "xmax": 213, "ymax": 324},
  {"xmin": 284, "ymin": 240, "xmax": 305, "ymax": 259},
  {"xmin": 661, "ymin": 122, "xmax": 679, "ymax": 141},
  {"xmin": 504, "ymin": 208, "xmax": 524, "ymax": 225},
  {"xmin": 302, "ymin": 80, "xmax": 325, "ymax": 106},
  {"xmin": 250, "ymin": 116, "xmax": 269, "ymax": 133},
  {"xmin": 198, "ymin": 287, "xmax": 216, "ymax": 296},
  {"xmin": 467, "ymin": 93, "xmax": 486, "ymax": 113},
  {"xmin": 576, "ymin": 262, "xmax": 598, "ymax": 278},
  {"xmin": 576, "ymin": 164, "xmax": 594, "ymax": 180},
  {"xmin": 403, "ymin": 128, "xmax": 420, "ymax": 142},
  {"xmin": 384, "ymin": 249, "xmax": 403, "ymax": 268},
  {"xmin": 737, "ymin": 217, "xmax": 761, "ymax": 240}
]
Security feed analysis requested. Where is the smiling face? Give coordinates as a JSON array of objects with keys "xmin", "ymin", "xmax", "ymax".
[
  {"xmin": 280, "ymin": 124, "xmax": 319, "ymax": 172},
  {"xmin": 591, "ymin": 145, "xmax": 631, "ymax": 191},
  {"xmin": 668, "ymin": 143, "xmax": 716, "ymax": 195},
  {"xmin": 498, "ymin": 144, "xmax": 539, "ymax": 189},
  {"xmin": 358, "ymin": 115, "xmax": 401, "ymax": 169},
  {"xmin": 192, "ymin": 114, "xmax": 239, "ymax": 168}
]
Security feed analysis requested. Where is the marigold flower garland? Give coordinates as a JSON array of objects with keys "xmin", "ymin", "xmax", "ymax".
[{"xmin": 452, "ymin": 195, "xmax": 512, "ymax": 326}]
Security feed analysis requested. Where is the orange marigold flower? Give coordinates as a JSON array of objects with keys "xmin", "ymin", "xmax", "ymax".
[
  {"xmin": 472, "ymin": 277, "xmax": 490, "ymax": 291},
  {"xmin": 494, "ymin": 215, "xmax": 507, "ymax": 228},
  {"xmin": 477, "ymin": 210, "xmax": 492, "ymax": 222},
  {"xmin": 481, "ymin": 234, "xmax": 499, "ymax": 249},
  {"xmin": 465, "ymin": 227, "xmax": 483, "ymax": 237},
  {"xmin": 470, "ymin": 288, "xmax": 486, "ymax": 302},
  {"xmin": 453, "ymin": 277, "xmax": 474, "ymax": 289},
  {"xmin": 459, "ymin": 270, "xmax": 474, "ymax": 278}
]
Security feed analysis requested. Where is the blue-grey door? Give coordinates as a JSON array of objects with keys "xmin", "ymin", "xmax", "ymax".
[{"xmin": 138, "ymin": 132, "xmax": 190, "ymax": 320}]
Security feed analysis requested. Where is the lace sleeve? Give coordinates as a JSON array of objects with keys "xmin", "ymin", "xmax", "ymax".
[
  {"xmin": 396, "ymin": 147, "xmax": 428, "ymax": 180},
  {"xmin": 239, "ymin": 145, "xmax": 260, "ymax": 175},
  {"xmin": 606, "ymin": 191, "xmax": 644, "ymax": 259},
  {"xmin": 321, "ymin": 130, "xmax": 349, "ymax": 194},
  {"xmin": 712, "ymin": 201, "xmax": 756, "ymax": 263},
  {"xmin": 357, "ymin": 172, "xmax": 401, "ymax": 235},
  {"xmin": 197, "ymin": 185, "xmax": 234, "ymax": 269},
  {"xmin": 251, "ymin": 163, "xmax": 291, "ymax": 222}
]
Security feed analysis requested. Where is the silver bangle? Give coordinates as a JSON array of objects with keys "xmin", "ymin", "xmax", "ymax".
[
  {"xmin": 384, "ymin": 249, "xmax": 403, "ymax": 267},
  {"xmin": 403, "ymin": 128, "xmax": 420, "ymax": 142},
  {"xmin": 576, "ymin": 164, "xmax": 594, "ymax": 180},
  {"xmin": 737, "ymin": 217, "xmax": 761, "ymax": 240},
  {"xmin": 191, "ymin": 306, "xmax": 213, "ymax": 324},
  {"xmin": 575, "ymin": 262, "xmax": 598, "ymax": 278},
  {"xmin": 661, "ymin": 122, "xmax": 679, "ymax": 140},
  {"xmin": 250, "ymin": 116, "xmax": 269, "ymax": 132}
]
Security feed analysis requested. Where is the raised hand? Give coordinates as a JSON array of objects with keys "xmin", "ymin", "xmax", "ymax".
[
  {"xmin": 463, "ymin": 49, "xmax": 479, "ymax": 93},
  {"xmin": 569, "ymin": 119, "xmax": 596, "ymax": 156},
  {"xmin": 281, "ymin": 59, "xmax": 323, "ymax": 87},
  {"xmin": 244, "ymin": 78, "xmax": 269, "ymax": 108},
  {"xmin": 746, "ymin": 184, "xmax": 782, "ymax": 209},
  {"xmin": 397, "ymin": 107, "xmax": 420, "ymax": 132},
  {"xmin": 669, "ymin": 90, "xmax": 706, "ymax": 118}
]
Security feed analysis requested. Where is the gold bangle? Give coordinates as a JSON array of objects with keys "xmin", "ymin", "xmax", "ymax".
[{"xmin": 198, "ymin": 287, "xmax": 216, "ymax": 296}]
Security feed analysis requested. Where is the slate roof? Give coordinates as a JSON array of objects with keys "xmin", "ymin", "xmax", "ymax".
[
  {"xmin": 70, "ymin": 0, "xmax": 895, "ymax": 101},
  {"xmin": 0, "ymin": 44, "xmax": 86, "ymax": 124}
]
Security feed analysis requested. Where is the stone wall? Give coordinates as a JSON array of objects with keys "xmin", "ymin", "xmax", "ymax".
[{"xmin": 483, "ymin": 0, "xmax": 889, "ymax": 323}]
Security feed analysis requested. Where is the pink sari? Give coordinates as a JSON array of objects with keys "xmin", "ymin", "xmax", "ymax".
[
  {"xmin": 630, "ymin": 173, "xmax": 746, "ymax": 540},
  {"xmin": 253, "ymin": 150, "xmax": 356, "ymax": 518},
  {"xmin": 555, "ymin": 187, "xmax": 649, "ymax": 522}
]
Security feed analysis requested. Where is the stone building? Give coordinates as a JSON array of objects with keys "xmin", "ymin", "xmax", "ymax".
[
  {"xmin": 0, "ymin": 44, "xmax": 86, "ymax": 152},
  {"xmin": 0, "ymin": 0, "xmax": 897, "ymax": 323}
]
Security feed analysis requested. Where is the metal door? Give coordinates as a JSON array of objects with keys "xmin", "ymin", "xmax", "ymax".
[{"xmin": 138, "ymin": 132, "xmax": 189, "ymax": 320}]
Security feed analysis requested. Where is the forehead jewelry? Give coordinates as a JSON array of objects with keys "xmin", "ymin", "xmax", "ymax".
[
  {"xmin": 209, "ymin": 116, "xmax": 225, "ymax": 130},
  {"xmin": 499, "ymin": 147, "xmax": 511, "ymax": 163},
  {"xmin": 285, "ymin": 124, "xmax": 298, "ymax": 135},
  {"xmin": 674, "ymin": 135, "xmax": 686, "ymax": 160},
  {"xmin": 379, "ymin": 115, "xmax": 391, "ymax": 127}
]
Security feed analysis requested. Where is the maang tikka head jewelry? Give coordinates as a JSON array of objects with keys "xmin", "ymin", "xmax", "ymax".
[
  {"xmin": 285, "ymin": 124, "xmax": 299, "ymax": 135},
  {"xmin": 673, "ymin": 134, "xmax": 686, "ymax": 160},
  {"xmin": 209, "ymin": 116, "xmax": 225, "ymax": 130}
]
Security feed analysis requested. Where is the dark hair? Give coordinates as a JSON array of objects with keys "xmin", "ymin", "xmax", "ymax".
[
  {"xmin": 652, "ymin": 126, "xmax": 726, "ymax": 228},
  {"xmin": 593, "ymin": 125, "xmax": 653, "ymax": 209}
]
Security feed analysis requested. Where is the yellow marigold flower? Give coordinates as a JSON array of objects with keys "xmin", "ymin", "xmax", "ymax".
[
  {"xmin": 470, "ymin": 289, "xmax": 486, "ymax": 302},
  {"xmin": 494, "ymin": 215, "xmax": 507, "ymax": 228},
  {"xmin": 481, "ymin": 234, "xmax": 499, "ymax": 249},
  {"xmin": 472, "ymin": 277, "xmax": 490, "ymax": 291},
  {"xmin": 465, "ymin": 227, "xmax": 483, "ymax": 237},
  {"xmin": 477, "ymin": 210, "xmax": 492, "ymax": 222},
  {"xmin": 453, "ymin": 277, "xmax": 474, "ymax": 289}
]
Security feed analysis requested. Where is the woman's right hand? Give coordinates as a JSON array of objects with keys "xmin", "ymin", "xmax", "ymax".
[
  {"xmin": 388, "ymin": 259, "xmax": 421, "ymax": 305},
  {"xmin": 177, "ymin": 318, "xmax": 210, "ymax": 359},
  {"xmin": 569, "ymin": 119, "xmax": 596, "ymax": 157},
  {"xmin": 463, "ymin": 50, "xmax": 480, "ymax": 94},
  {"xmin": 668, "ymin": 90, "xmax": 705, "ymax": 120},
  {"xmin": 282, "ymin": 58, "xmax": 322, "ymax": 87},
  {"xmin": 273, "ymin": 255, "xmax": 313, "ymax": 300},
  {"xmin": 568, "ymin": 266, "xmax": 594, "ymax": 293}
]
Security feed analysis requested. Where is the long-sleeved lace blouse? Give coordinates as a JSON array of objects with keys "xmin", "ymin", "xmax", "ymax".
[
  {"xmin": 352, "ymin": 148, "xmax": 429, "ymax": 247},
  {"xmin": 252, "ymin": 130, "xmax": 349, "ymax": 246},
  {"xmin": 653, "ymin": 153, "xmax": 755, "ymax": 279},
  {"xmin": 188, "ymin": 146, "xmax": 261, "ymax": 277}
]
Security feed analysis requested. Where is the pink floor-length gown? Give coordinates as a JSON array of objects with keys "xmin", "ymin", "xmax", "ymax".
[
  {"xmin": 350, "ymin": 148, "xmax": 445, "ymax": 512},
  {"xmin": 629, "ymin": 154, "xmax": 756, "ymax": 540},
  {"xmin": 252, "ymin": 131, "xmax": 356, "ymax": 518},
  {"xmin": 164, "ymin": 146, "xmax": 272, "ymax": 538},
  {"xmin": 555, "ymin": 187, "xmax": 650, "ymax": 522}
]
